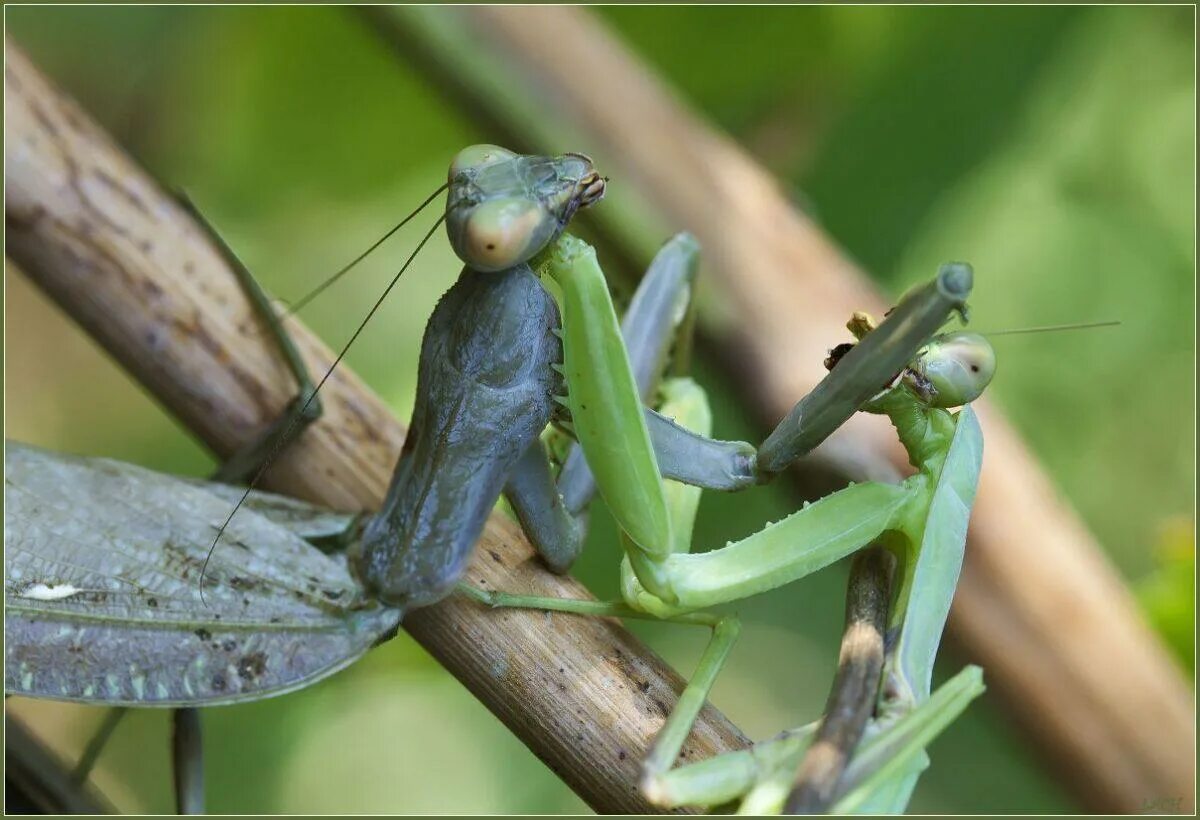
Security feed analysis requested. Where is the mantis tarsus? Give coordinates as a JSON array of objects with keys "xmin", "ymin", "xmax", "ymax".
[{"xmin": 5, "ymin": 145, "xmax": 995, "ymax": 813}]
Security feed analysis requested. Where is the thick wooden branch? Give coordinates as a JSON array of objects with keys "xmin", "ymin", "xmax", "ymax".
[
  {"xmin": 370, "ymin": 7, "xmax": 1195, "ymax": 812},
  {"xmin": 3, "ymin": 41, "xmax": 749, "ymax": 814}
]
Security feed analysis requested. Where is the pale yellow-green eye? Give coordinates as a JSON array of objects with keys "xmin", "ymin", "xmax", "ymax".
[
  {"xmin": 448, "ymin": 144, "xmax": 516, "ymax": 181},
  {"xmin": 920, "ymin": 332, "xmax": 996, "ymax": 407},
  {"xmin": 449, "ymin": 197, "xmax": 555, "ymax": 272}
]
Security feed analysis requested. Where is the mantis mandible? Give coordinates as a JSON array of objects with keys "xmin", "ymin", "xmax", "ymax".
[{"xmin": 5, "ymin": 145, "xmax": 994, "ymax": 813}]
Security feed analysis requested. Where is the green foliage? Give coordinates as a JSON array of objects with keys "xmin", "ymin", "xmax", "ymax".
[{"xmin": 1136, "ymin": 518, "xmax": 1196, "ymax": 674}]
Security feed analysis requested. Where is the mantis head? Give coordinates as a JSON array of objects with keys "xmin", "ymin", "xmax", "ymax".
[
  {"xmin": 908, "ymin": 331, "xmax": 996, "ymax": 407},
  {"xmin": 445, "ymin": 144, "xmax": 606, "ymax": 272}
]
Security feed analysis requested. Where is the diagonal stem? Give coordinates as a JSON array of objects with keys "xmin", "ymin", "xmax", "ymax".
[{"xmin": 785, "ymin": 546, "xmax": 892, "ymax": 814}]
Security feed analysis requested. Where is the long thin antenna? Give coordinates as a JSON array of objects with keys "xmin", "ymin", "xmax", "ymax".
[
  {"xmin": 282, "ymin": 182, "xmax": 448, "ymax": 317},
  {"xmin": 979, "ymin": 320, "xmax": 1121, "ymax": 337},
  {"xmin": 199, "ymin": 213, "xmax": 448, "ymax": 601}
]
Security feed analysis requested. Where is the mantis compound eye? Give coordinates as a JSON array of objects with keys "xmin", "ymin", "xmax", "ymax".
[
  {"xmin": 448, "ymin": 144, "xmax": 516, "ymax": 180},
  {"xmin": 448, "ymin": 196, "xmax": 559, "ymax": 272},
  {"xmin": 918, "ymin": 331, "xmax": 996, "ymax": 407}
]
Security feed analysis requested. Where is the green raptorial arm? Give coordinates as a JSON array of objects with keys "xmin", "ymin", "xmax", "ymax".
[
  {"xmin": 623, "ymin": 478, "xmax": 916, "ymax": 617},
  {"xmin": 535, "ymin": 233, "xmax": 674, "ymax": 570}
]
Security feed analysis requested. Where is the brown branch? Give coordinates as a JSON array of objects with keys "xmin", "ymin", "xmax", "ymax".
[
  {"xmin": 367, "ymin": 7, "xmax": 1195, "ymax": 812},
  {"xmin": 785, "ymin": 548, "xmax": 891, "ymax": 814},
  {"xmin": 3, "ymin": 40, "xmax": 749, "ymax": 814}
]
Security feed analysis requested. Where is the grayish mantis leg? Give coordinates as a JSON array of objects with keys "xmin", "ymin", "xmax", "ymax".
[
  {"xmin": 645, "ymin": 409, "xmax": 757, "ymax": 492},
  {"xmin": 171, "ymin": 708, "xmax": 204, "ymax": 815},
  {"xmin": 648, "ymin": 263, "xmax": 975, "ymax": 491},
  {"xmin": 503, "ymin": 441, "xmax": 586, "ymax": 574},
  {"xmin": 174, "ymin": 195, "xmax": 323, "ymax": 486},
  {"xmin": 756, "ymin": 263, "xmax": 972, "ymax": 477},
  {"xmin": 562, "ymin": 255, "xmax": 973, "ymax": 500},
  {"xmin": 169, "ymin": 205, "xmax": 314, "ymax": 814}
]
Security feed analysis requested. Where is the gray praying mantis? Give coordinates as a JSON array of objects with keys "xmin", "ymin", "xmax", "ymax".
[{"xmin": 5, "ymin": 145, "xmax": 995, "ymax": 813}]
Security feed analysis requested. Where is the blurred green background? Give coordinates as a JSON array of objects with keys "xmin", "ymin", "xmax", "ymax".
[{"xmin": 5, "ymin": 5, "xmax": 1194, "ymax": 814}]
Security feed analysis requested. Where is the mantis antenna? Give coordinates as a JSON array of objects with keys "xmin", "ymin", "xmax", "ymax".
[
  {"xmin": 199, "ymin": 211, "xmax": 448, "ymax": 601},
  {"xmin": 282, "ymin": 182, "xmax": 449, "ymax": 317},
  {"xmin": 977, "ymin": 319, "xmax": 1121, "ymax": 336}
]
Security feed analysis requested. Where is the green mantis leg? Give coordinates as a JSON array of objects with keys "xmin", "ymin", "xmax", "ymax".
[
  {"xmin": 535, "ymin": 235, "xmax": 674, "ymax": 576},
  {"xmin": 173, "ymin": 195, "xmax": 323, "ymax": 486},
  {"xmin": 555, "ymin": 232, "xmax": 701, "ymax": 521},
  {"xmin": 650, "ymin": 407, "xmax": 985, "ymax": 812},
  {"xmin": 649, "ymin": 665, "xmax": 984, "ymax": 812},
  {"xmin": 457, "ymin": 584, "xmax": 740, "ymax": 798}
]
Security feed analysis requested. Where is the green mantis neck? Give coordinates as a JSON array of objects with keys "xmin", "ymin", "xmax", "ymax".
[{"xmin": 868, "ymin": 388, "xmax": 958, "ymax": 478}]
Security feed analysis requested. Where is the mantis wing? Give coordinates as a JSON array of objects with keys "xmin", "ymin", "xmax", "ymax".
[
  {"xmin": 4, "ymin": 441, "xmax": 400, "ymax": 707},
  {"xmin": 889, "ymin": 406, "xmax": 984, "ymax": 708}
]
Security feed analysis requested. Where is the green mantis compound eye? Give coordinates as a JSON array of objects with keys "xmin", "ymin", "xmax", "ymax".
[
  {"xmin": 917, "ymin": 331, "xmax": 996, "ymax": 407},
  {"xmin": 449, "ymin": 196, "xmax": 559, "ymax": 272},
  {"xmin": 448, "ymin": 144, "xmax": 516, "ymax": 179}
]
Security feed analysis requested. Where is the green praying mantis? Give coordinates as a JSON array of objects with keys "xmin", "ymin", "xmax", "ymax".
[{"xmin": 5, "ymin": 145, "xmax": 995, "ymax": 813}]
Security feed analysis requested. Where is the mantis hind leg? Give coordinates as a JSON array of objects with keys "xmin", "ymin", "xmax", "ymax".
[
  {"xmin": 173, "ymin": 195, "xmax": 323, "ymax": 486},
  {"xmin": 157, "ymin": 196, "xmax": 299, "ymax": 815}
]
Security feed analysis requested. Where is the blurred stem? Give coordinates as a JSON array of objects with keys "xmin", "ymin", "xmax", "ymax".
[
  {"xmin": 785, "ymin": 547, "xmax": 891, "ymax": 814},
  {"xmin": 5, "ymin": 713, "xmax": 115, "ymax": 814}
]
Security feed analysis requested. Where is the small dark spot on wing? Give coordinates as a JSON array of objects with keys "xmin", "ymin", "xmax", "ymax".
[{"xmin": 237, "ymin": 652, "xmax": 268, "ymax": 682}]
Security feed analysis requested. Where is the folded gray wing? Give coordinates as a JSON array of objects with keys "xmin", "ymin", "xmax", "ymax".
[{"xmin": 4, "ymin": 441, "xmax": 400, "ymax": 707}]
